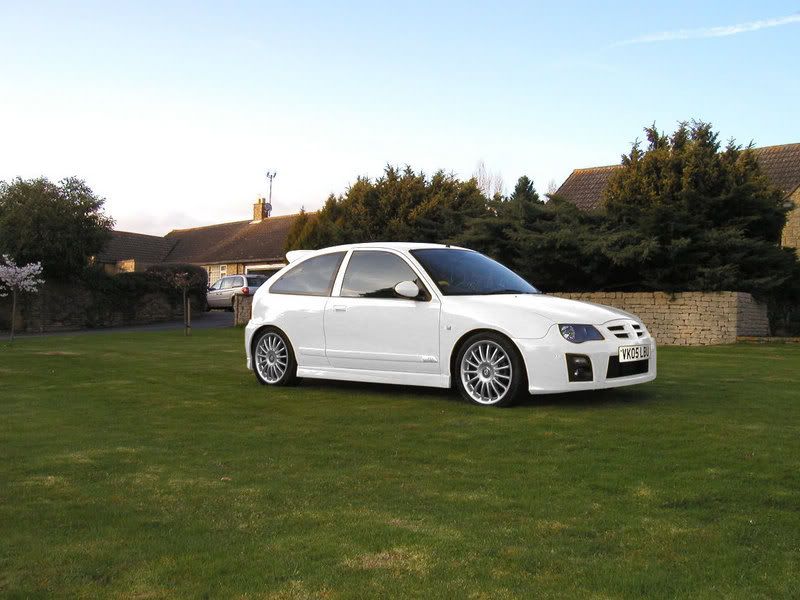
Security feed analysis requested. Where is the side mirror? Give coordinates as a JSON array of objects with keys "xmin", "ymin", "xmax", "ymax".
[{"xmin": 394, "ymin": 280, "xmax": 420, "ymax": 299}]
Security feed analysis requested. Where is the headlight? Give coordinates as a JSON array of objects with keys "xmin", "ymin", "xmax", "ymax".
[{"xmin": 559, "ymin": 324, "xmax": 604, "ymax": 343}]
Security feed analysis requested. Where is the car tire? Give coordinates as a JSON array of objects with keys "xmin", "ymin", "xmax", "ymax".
[
  {"xmin": 252, "ymin": 327, "xmax": 299, "ymax": 387},
  {"xmin": 454, "ymin": 332, "xmax": 526, "ymax": 407}
]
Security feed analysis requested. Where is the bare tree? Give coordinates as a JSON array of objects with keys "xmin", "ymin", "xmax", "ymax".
[{"xmin": 474, "ymin": 160, "xmax": 505, "ymax": 199}]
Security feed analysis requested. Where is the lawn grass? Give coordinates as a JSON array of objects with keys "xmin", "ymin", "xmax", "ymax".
[{"xmin": 1, "ymin": 329, "xmax": 799, "ymax": 598}]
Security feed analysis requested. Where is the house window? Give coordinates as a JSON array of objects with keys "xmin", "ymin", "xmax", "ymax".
[{"xmin": 219, "ymin": 265, "xmax": 227, "ymax": 277}]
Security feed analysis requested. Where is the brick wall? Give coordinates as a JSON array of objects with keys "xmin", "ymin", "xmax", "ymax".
[
  {"xmin": 781, "ymin": 187, "xmax": 800, "ymax": 252},
  {"xmin": 552, "ymin": 291, "xmax": 768, "ymax": 345}
]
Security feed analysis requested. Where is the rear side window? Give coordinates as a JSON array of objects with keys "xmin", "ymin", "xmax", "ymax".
[
  {"xmin": 269, "ymin": 252, "xmax": 345, "ymax": 296},
  {"xmin": 340, "ymin": 251, "xmax": 428, "ymax": 299}
]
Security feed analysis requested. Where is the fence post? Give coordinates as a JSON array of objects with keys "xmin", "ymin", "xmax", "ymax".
[{"xmin": 186, "ymin": 295, "xmax": 191, "ymax": 336}]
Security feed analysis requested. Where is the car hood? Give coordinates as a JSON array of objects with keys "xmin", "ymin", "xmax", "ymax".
[{"xmin": 454, "ymin": 294, "xmax": 639, "ymax": 325}]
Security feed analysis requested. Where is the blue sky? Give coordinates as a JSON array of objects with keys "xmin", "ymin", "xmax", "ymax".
[{"xmin": 1, "ymin": 1, "xmax": 798, "ymax": 234}]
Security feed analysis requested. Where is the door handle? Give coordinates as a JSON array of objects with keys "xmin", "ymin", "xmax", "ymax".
[{"xmin": 332, "ymin": 305, "xmax": 347, "ymax": 312}]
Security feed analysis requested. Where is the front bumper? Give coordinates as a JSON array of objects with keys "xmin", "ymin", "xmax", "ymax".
[{"xmin": 513, "ymin": 325, "xmax": 657, "ymax": 394}]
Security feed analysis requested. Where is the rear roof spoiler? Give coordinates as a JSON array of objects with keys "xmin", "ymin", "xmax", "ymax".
[{"xmin": 285, "ymin": 250, "xmax": 315, "ymax": 264}]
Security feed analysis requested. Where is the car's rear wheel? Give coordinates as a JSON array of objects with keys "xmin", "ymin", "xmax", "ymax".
[
  {"xmin": 253, "ymin": 328, "xmax": 298, "ymax": 386},
  {"xmin": 455, "ymin": 332, "xmax": 525, "ymax": 407}
]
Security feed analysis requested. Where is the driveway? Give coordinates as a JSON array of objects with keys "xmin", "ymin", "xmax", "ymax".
[{"xmin": 10, "ymin": 310, "xmax": 234, "ymax": 338}]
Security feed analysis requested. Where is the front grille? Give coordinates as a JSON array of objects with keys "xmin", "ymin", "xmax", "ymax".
[
  {"xmin": 607, "ymin": 325, "xmax": 629, "ymax": 339},
  {"xmin": 606, "ymin": 356, "xmax": 649, "ymax": 378},
  {"xmin": 632, "ymin": 323, "xmax": 644, "ymax": 338}
]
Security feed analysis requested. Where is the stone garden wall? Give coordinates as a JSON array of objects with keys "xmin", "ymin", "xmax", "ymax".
[
  {"xmin": 553, "ymin": 291, "xmax": 768, "ymax": 346},
  {"xmin": 0, "ymin": 281, "xmax": 205, "ymax": 334},
  {"xmin": 234, "ymin": 290, "xmax": 768, "ymax": 345},
  {"xmin": 234, "ymin": 295, "xmax": 253, "ymax": 326}
]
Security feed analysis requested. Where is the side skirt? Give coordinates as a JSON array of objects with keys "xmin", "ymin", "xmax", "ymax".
[{"xmin": 296, "ymin": 366, "xmax": 451, "ymax": 389}]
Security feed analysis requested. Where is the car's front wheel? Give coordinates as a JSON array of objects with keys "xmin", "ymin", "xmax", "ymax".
[
  {"xmin": 253, "ymin": 328, "xmax": 298, "ymax": 386},
  {"xmin": 455, "ymin": 332, "xmax": 525, "ymax": 407}
]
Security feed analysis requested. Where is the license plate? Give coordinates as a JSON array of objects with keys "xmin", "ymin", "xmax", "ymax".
[{"xmin": 618, "ymin": 344, "xmax": 650, "ymax": 363}]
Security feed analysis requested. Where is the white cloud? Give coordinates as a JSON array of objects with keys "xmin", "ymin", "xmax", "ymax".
[{"xmin": 616, "ymin": 13, "xmax": 800, "ymax": 46}]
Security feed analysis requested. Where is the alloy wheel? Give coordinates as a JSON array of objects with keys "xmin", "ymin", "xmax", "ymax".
[
  {"xmin": 255, "ymin": 332, "xmax": 289, "ymax": 383},
  {"xmin": 460, "ymin": 340, "xmax": 513, "ymax": 405}
]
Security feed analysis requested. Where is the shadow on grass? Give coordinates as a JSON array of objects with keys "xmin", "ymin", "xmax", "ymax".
[
  {"xmin": 297, "ymin": 377, "xmax": 658, "ymax": 409},
  {"xmin": 520, "ymin": 386, "xmax": 658, "ymax": 408}
]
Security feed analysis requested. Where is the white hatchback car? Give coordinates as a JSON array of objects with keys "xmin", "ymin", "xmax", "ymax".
[{"xmin": 244, "ymin": 243, "xmax": 656, "ymax": 406}]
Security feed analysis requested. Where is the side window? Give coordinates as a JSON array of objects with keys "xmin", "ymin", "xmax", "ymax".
[
  {"xmin": 340, "ymin": 251, "xmax": 427, "ymax": 299},
  {"xmin": 269, "ymin": 252, "xmax": 345, "ymax": 296}
]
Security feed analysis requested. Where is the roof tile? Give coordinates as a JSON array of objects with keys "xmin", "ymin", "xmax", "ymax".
[
  {"xmin": 163, "ymin": 214, "xmax": 299, "ymax": 264},
  {"xmin": 96, "ymin": 231, "xmax": 177, "ymax": 264}
]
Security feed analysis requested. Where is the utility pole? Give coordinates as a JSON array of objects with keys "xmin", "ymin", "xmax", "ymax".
[{"xmin": 265, "ymin": 171, "xmax": 277, "ymax": 214}]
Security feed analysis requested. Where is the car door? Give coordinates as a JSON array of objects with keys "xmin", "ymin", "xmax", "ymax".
[
  {"xmin": 268, "ymin": 251, "xmax": 347, "ymax": 368},
  {"xmin": 207, "ymin": 279, "xmax": 224, "ymax": 307},
  {"xmin": 324, "ymin": 249, "xmax": 441, "ymax": 373},
  {"xmin": 222, "ymin": 276, "xmax": 244, "ymax": 306}
]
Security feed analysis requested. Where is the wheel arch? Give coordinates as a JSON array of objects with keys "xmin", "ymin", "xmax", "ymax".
[
  {"xmin": 250, "ymin": 323, "xmax": 296, "ymax": 361},
  {"xmin": 448, "ymin": 328, "xmax": 527, "ymax": 388}
]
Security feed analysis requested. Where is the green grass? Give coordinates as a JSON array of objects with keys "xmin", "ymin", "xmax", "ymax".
[{"xmin": 1, "ymin": 329, "xmax": 799, "ymax": 599}]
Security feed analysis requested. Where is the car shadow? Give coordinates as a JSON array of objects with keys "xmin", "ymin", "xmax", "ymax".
[
  {"xmin": 297, "ymin": 378, "xmax": 657, "ymax": 409},
  {"xmin": 518, "ymin": 386, "xmax": 658, "ymax": 409},
  {"xmin": 297, "ymin": 378, "xmax": 462, "ymax": 403}
]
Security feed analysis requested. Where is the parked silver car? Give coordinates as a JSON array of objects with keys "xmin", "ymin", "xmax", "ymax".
[{"xmin": 207, "ymin": 275, "xmax": 267, "ymax": 309}]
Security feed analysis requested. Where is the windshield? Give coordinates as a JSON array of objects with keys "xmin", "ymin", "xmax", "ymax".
[{"xmin": 410, "ymin": 248, "xmax": 539, "ymax": 296}]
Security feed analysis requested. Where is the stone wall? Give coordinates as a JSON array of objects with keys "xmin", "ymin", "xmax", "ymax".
[
  {"xmin": 233, "ymin": 290, "xmax": 767, "ymax": 345},
  {"xmin": 781, "ymin": 187, "xmax": 800, "ymax": 252},
  {"xmin": 552, "ymin": 291, "xmax": 768, "ymax": 346},
  {"xmin": 0, "ymin": 282, "xmax": 205, "ymax": 334},
  {"xmin": 234, "ymin": 295, "xmax": 253, "ymax": 326}
]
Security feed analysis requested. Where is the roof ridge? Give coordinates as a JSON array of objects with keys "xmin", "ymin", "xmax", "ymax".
[
  {"xmin": 752, "ymin": 142, "xmax": 800, "ymax": 151},
  {"xmin": 571, "ymin": 164, "xmax": 620, "ymax": 173},
  {"xmin": 569, "ymin": 143, "xmax": 800, "ymax": 173},
  {"xmin": 166, "ymin": 211, "xmax": 304, "ymax": 235},
  {"xmin": 166, "ymin": 219, "xmax": 250, "ymax": 234},
  {"xmin": 113, "ymin": 229, "xmax": 172, "ymax": 238}
]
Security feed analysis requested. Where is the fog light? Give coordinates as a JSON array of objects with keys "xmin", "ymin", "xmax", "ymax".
[{"xmin": 566, "ymin": 354, "xmax": 593, "ymax": 382}]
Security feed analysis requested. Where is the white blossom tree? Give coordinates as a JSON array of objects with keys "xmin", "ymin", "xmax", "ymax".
[{"xmin": 0, "ymin": 255, "xmax": 44, "ymax": 342}]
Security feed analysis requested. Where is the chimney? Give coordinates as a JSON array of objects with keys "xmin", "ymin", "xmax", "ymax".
[{"xmin": 252, "ymin": 197, "xmax": 271, "ymax": 222}]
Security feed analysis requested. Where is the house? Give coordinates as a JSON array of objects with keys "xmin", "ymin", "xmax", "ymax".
[
  {"xmin": 97, "ymin": 199, "xmax": 301, "ymax": 282},
  {"xmin": 555, "ymin": 143, "xmax": 800, "ymax": 251},
  {"xmin": 94, "ymin": 230, "xmax": 178, "ymax": 274},
  {"xmin": 164, "ymin": 199, "xmax": 299, "ymax": 281}
]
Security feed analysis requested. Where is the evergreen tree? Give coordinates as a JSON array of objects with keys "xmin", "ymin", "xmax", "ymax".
[
  {"xmin": 601, "ymin": 121, "xmax": 794, "ymax": 295},
  {"xmin": 285, "ymin": 166, "xmax": 488, "ymax": 250},
  {"xmin": 456, "ymin": 176, "xmax": 606, "ymax": 291}
]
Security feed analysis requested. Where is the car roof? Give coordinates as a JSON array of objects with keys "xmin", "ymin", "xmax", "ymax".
[{"xmin": 302, "ymin": 242, "xmax": 470, "ymax": 254}]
